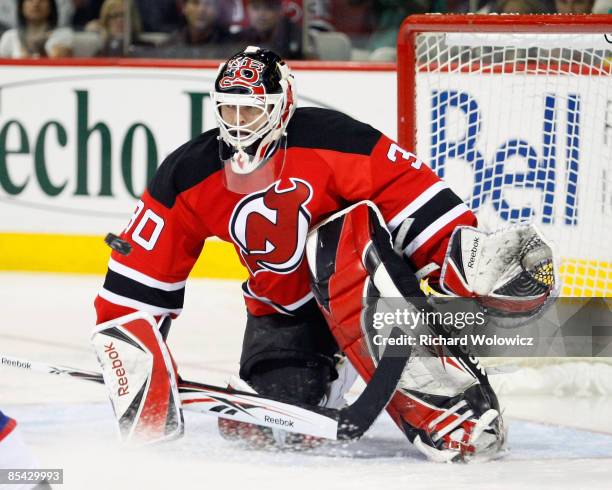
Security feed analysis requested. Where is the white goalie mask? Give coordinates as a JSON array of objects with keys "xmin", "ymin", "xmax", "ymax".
[{"xmin": 211, "ymin": 46, "xmax": 296, "ymax": 193}]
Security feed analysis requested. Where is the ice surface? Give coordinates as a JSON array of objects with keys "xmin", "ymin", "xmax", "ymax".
[{"xmin": 1, "ymin": 273, "xmax": 611, "ymax": 490}]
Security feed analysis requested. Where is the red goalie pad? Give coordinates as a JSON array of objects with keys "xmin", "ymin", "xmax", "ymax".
[
  {"xmin": 307, "ymin": 201, "xmax": 425, "ymax": 426},
  {"xmin": 306, "ymin": 202, "xmax": 503, "ymax": 461}
]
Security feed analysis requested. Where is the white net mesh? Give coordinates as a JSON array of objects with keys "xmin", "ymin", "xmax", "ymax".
[
  {"xmin": 413, "ymin": 29, "xmax": 612, "ymax": 297},
  {"xmin": 404, "ymin": 17, "xmax": 612, "ymax": 394}
]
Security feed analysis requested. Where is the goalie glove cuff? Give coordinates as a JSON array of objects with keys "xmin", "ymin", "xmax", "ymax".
[{"xmin": 91, "ymin": 311, "xmax": 184, "ymax": 444}]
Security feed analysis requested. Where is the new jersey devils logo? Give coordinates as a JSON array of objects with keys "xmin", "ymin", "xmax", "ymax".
[{"xmin": 229, "ymin": 178, "xmax": 313, "ymax": 275}]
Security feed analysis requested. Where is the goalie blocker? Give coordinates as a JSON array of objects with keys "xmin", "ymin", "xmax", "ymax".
[{"xmin": 306, "ymin": 201, "xmax": 506, "ymax": 462}]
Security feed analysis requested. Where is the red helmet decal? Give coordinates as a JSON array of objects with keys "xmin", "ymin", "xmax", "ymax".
[
  {"xmin": 229, "ymin": 178, "xmax": 313, "ymax": 275},
  {"xmin": 219, "ymin": 56, "xmax": 266, "ymax": 96}
]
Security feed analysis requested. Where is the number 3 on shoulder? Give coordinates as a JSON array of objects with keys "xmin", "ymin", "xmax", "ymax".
[
  {"xmin": 124, "ymin": 200, "xmax": 165, "ymax": 251},
  {"xmin": 387, "ymin": 143, "xmax": 422, "ymax": 169}
]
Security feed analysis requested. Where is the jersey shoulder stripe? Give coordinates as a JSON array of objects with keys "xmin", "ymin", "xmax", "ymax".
[
  {"xmin": 148, "ymin": 128, "xmax": 222, "ymax": 209},
  {"xmin": 287, "ymin": 107, "xmax": 382, "ymax": 156}
]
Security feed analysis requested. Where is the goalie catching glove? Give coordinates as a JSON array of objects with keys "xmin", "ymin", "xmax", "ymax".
[
  {"xmin": 439, "ymin": 224, "xmax": 557, "ymax": 326},
  {"xmin": 91, "ymin": 311, "xmax": 184, "ymax": 444}
]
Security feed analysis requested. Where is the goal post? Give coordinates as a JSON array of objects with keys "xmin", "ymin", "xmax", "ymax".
[{"xmin": 397, "ymin": 14, "xmax": 612, "ymax": 298}]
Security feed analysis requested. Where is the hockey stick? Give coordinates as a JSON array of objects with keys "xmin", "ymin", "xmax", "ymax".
[{"xmin": 0, "ymin": 327, "xmax": 408, "ymax": 441}]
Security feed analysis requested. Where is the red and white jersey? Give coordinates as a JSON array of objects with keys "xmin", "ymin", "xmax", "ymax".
[{"xmin": 95, "ymin": 108, "xmax": 475, "ymax": 322}]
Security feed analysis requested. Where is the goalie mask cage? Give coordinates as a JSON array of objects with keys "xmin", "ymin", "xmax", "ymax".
[{"xmin": 398, "ymin": 14, "xmax": 612, "ymax": 395}]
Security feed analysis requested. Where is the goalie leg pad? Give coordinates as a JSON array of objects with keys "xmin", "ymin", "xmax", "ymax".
[
  {"xmin": 306, "ymin": 201, "xmax": 506, "ymax": 461},
  {"xmin": 91, "ymin": 311, "xmax": 183, "ymax": 444}
]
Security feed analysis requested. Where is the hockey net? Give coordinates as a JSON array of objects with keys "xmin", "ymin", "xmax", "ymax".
[{"xmin": 398, "ymin": 14, "xmax": 612, "ymax": 395}]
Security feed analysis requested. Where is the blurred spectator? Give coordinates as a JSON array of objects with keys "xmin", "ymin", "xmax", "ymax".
[
  {"xmin": 554, "ymin": 0, "xmax": 594, "ymax": 12},
  {"xmin": 72, "ymin": 0, "xmax": 105, "ymax": 30},
  {"xmin": 452, "ymin": 0, "xmax": 488, "ymax": 11},
  {"xmin": 364, "ymin": 0, "xmax": 431, "ymax": 50},
  {"xmin": 330, "ymin": 0, "xmax": 374, "ymax": 43},
  {"xmin": 299, "ymin": 0, "xmax": 333, "ymax": 31},
  {"xmin": 478, "ymin": 0, "xmax": 552, "ymax": 12},
  {"xmin": 156, "ymin": 0, "xmax": 240, "ymax": 58},
  {"xmin": 133, "ymin": 0, "xmax": 181, "ymax": 32},
  {"xmin": 497, "ymin": 0, "xmax": 552, "ymax": 12},
  {"xmin": 283, "ymin": 0, "xmax": 304, "ymax": 23},
  {"xmin": 0, "ymin": 0, "xmax": 74, "ymax": 27},
  {"xmin": 0, "ymin": 19, "xmax": 9, "ymax": 37},
  {"xmin": 593, "ymin": 0, "xmax": 612, "ymax": 12},
  {"xmin": 239, "ymin": 0, "xmax": 302, "ymax": 59},
  {"xmin": 0, "ymin": 0, "xmax": 106, "ymax": 29},
  {"xmin": 329, "ymin": 0, "xmax": 452, "ymax": 49},
  {"xmin": 88, "ymin": 0, "xmax": 150, "ymax": 56},
  {"xmin": 180, "ymin": 0, "xmax": 231, "ymax": 44},
  {"xmin": 225, "ymin": 1, "xmax": 328, "ymax": 34},
  {"xmin": 439, "ymin": 0, "xmax": 467, "ymax": 10},
  {"xmin": 224, "ymin": 0, "xmax": 246, "ymax": 32},
  {"xmin": 0, "ymin": 1, "xmax": 15, "ymax": 28},
  {"xmin": 0, "ymin": 0, "xmax": 19, "ymax": 30},
  {"xmin": 0, "ymin": 0, "xmax": 73, "ymax": 58},
  {"xmin": 56, "ymin": 0, "xmax": 76, "ymax": 25}
]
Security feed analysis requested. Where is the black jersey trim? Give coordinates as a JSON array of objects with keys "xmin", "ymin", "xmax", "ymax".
[
  {"xmin": 148, "ymin": 129, "xmax": 222, "ymax": 209},
  {"xmin": 391, "ymin": 188, "xmax": 464, "ymax": 252},
  {"xmin": 103, "ymin": 269, "xmax": 185, "ymax": 310},
  {"xmin": 286, "ymin": 107, "xmax": 382, "ymax": 156}
]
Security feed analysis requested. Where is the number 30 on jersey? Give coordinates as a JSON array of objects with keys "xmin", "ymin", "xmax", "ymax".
[{"xmin": 124, "ymin": 200, "xmax": 165, "ymax": 251}]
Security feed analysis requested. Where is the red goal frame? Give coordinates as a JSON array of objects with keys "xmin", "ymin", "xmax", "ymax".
[{"xmin": 396, "ymin": 14, "xmax": 612, "ymax": 150}]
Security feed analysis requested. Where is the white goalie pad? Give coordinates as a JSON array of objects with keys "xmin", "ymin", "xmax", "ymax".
[
  {"xmin": 91, "ymin": 311, "xmax": 183, "ymax": 444},
  {"xmin": 440, "ymin": 224, "xmax": 558, "ymax": 325}
]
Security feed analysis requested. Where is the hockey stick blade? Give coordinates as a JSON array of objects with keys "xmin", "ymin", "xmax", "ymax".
[{"xmin": 1, "ymin": 328, "xmax": 409, "ymax": 441}]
